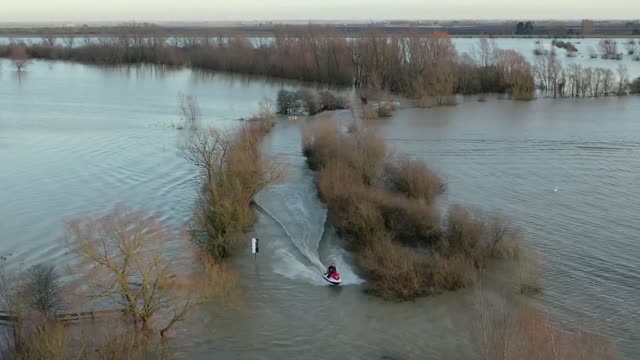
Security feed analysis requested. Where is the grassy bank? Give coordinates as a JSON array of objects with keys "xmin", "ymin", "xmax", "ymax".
[{"xmin": 302, "ymin": 118, "xmax": 523, "ymax": 300}]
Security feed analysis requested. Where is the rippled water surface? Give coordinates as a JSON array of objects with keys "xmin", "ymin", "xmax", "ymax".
[{"xmin": 2, "ymin": 58, "xmax": 640, "ymax": 359}]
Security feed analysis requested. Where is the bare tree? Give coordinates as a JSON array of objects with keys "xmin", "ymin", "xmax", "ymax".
[
  {"xmin": 181, "ymin": 125, "xmax": 285, "ymax": 258},
  {"xmin": 624, "ymin": 40, "xmax": 637, "ymax": 55},
  {"xmin": 255, "ymin": 97, "xmax": 276, "ymax": 131},
  {"xmin": 41, "ymin": 32, "xmax": 57, "ymax": 46},
  {"xmin": 598, "ymin": 40, "xmax": 618, "ymax": 59},
  {"xmin": 0, "ymin": 266, "xmax": 27, "ymax": 354},
  {"xmin": 601, "ymin": 68, "xmax": 615, "ymax": 96},
  {"xmin": 473, "ymin": 38, "xmax": 497, "ymax": 67},
  {"xmin": 177, "ymin": 92, "xmax": 201, "ymax": 130},
  {"xmin": 25, "ymin": 264, "xmax": 61, "ymax": 317},
  {"xmin": 616, "ymin": 64, "xmax": 630, "ymax": 95},
  {"xmin": 66, "ymin": 207, "xmax": 223, "ymax": 337},
  {"xmin": 10, "ymin": 46, "xmax": 29, "ymax": 72},
  {"xmin": 63, "ymin": 33, "xmax": 75, "ymax": 48}
]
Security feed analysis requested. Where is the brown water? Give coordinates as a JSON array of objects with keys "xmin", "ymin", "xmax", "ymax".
[{"xmin": 2, "ymin": 58, "xmax": 640, "ymax": 359}]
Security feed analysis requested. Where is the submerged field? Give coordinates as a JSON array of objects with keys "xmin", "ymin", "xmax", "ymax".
[{"xmin": 1, "ymin": 58, "xmax": 640, "ymax": 358}]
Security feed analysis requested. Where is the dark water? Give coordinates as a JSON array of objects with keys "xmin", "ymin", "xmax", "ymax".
[{"xmin": 1, "ymin": 59, "xmax": 640, "ymax": 359}]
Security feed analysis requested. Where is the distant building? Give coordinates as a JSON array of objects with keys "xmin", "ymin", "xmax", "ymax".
[{"xmin": 581, "ymin": 20, "xmax": 594, "ymax": 35}]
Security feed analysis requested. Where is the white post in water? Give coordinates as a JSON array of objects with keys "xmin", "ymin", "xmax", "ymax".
[{"xmin": 251, "ymin": 238, "xmax": 259, "ymax": 260}]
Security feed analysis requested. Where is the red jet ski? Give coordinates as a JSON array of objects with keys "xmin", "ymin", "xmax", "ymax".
[{"xmin": 322, "ymin": 265, "xmax": 342, "ymax": 285}]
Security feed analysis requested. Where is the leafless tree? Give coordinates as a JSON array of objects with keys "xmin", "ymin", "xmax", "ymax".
[
  {"xmin": 10, "ymin": 45, "xmax": 29, "ymax": 72},
  {"xmin": 599, "ymin": 40, "xmax": 618, "ymax": 59},
  {"xmin": 181, "ymin": 124, "xmax": 285, "ymax": 258},
  {"xmin": 534, "ymin": 54, "xmax": 562, "ymax": 98},
  {"xmin": 616, "ymin": 64, "xmax": 630, "ymax": 95},
  {"xmin": 473, "ymin": 38, "xmax": 497, "ymax": 67},
  {"xmin": 25, "ymin": 264, "xmax": 61, "ymax": 317},
  {"xmin": 63, "ymin": 33, "xmax": 75, "ymax": 48},
  {"xmin": 65, "ymin": 206, "xmax": 222, "ymax": 337},
  {"xmin": 624, "ymin": 40, "xmax": 637, "ymax": 55},
  {"xmin": 41, "ymin": 32, "xmax": 56, "ymax": 46},
  {"xmin": 177, "ymin": 92, "xmax": 201, "ymax": 130},
  {"xmin": 601, "ymin": 68, "xmax": 615, "ymax": 96},
  {"xmin": 0, "ymin": 266, "xmax": 27, "ymax": 354}
]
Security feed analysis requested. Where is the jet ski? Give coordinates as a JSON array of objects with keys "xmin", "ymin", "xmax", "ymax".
[{"xmin": 322, "ymin": 271, "xmax": 342, "ymax": 285}]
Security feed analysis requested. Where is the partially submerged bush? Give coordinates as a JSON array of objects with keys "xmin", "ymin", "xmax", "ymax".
[
  {"xmin": 384, "ymin": 156, "xmax": 445, "ymax": 204},
  {"xmin": 319, "ymin": 90, "xmax": 349, "ymax": 111},
  {"xmin": 247, "ymin": 98, "xmax": 277, "ymax": 133},
  {"xmin": 358, "ymin": 233, "xmax": 428, "ymax": 300},
  {"xmin": 441, "ymin": 206, "xmax": 521, "ymax": 268},
  {"xmin": 441, "ymin": 206, "xmax": 488, "ymax": 263},
  {"xmin": 183, "ymin": 123, "xmax": 284, "ymax": 258},
  {"xmin": 25, "ymin": 264, "xmax": 61, "ymax": 316},
  {"xmin": 369, "ymin": 191, "xmax": 442, "ymax": 246},
  {"xmin": 377, "ymin": 103, "xmax": 394, "ymax": 117},
  {"xmin": 303, "ymin": 116, "xmax": 523, "ymax": 300},
  {"xmin": 359, "ymin": 235, "xmax": 475, "ymax": 300},
  {"xmin": 475, "ymin": 302, "xmax": 614, "ymax": 360},
  {"xmin": 297, "ymin": 88, "xmax": 319, "ymax": 115},
  {"xmin": 347, "ymin": 127, "xmax": 389, "ymax": 185},
  {"xmin": 276, "ymin": 89, "xmax": 349, "ymax": 115},
  {"xmin": 276, "ymin": 89, "xmax": 299, "ymax": 115},
  {"xmin": 302, "ymin": 119, "xmax": 343, "ymax": 170},
  {"xmin": 630, "ymin": 77, "xmax": 640, "ymax": 94}
]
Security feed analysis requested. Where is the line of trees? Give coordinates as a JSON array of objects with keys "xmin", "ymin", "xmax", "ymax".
[
  {"xmin": 352, "ymin": 34, "xmax": 535, "ymax": 104},
  {"xmin": 535, "ymin": 54, "xmax": 636, "ymax": 97},
  {"xmin": 4, "ymin": 24, "xmax": 640, "ymax": 103},
  {"xmin": 0, "ymin": 25, "xmax": 538, "ymax": 102}
]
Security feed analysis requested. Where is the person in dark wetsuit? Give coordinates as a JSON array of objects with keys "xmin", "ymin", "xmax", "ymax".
[{"xmin": 326, "ymin": 263, "xmax": 337, "ymax": 278}]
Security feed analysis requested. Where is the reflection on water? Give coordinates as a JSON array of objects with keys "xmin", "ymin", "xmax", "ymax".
[{"xmin": 1, "ymin": 58, "xmax": 640, "ymax": 359}]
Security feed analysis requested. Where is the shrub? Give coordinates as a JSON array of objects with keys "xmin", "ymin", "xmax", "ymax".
[
  {"xmin": 182, "ymin": 124, "xmax": 284, "ymax": 259},
  {"xmin": 276, "ymin": 89, "xmax": 299, "ymax": 115},
  {"xmin": 302, "ymin": 114, "xmax": 523, "ymax": 301},
  {"xmin": 376, "ymin": 103, "xmax": 393, "ymax": 117},
  {"xmin": 441, "ymin": 206, "xmax": 487, "ymax": 262},
  {"xmin": 384, "ymin": 156, "xmax": 445, "ymax": 204},
  {"xmin": 630, "ymin": 77, "xmax": 640, "ymax": 94},
  {"xmin": 519, "ymin": 253, "xmax": 542, "ymax": 295},
  {"xmin": 301, "ymin": 119, "xmax": 343, "ymax": 170},
  {"xmin": 347, "ymin": 127, "xmax": 388, "ymax": 185},
  {"xmin": 368, "ymin": 191, "xmax": 442, "ymax": 246},
  {"xmin": 25, "ymin": 264, "xmax": 61, "ymax": 316},
  {"xmin": 319, "ymin": 90, "xmax": 349, "ymax": 111},
  {"xmin": 362, "ymin": 105, "xmax": 379, "ymax": 120},
  {"xmin": 248, "ymin": 98, "xmax": 277, "ymax": 133},
  {"xmin": 358, "ymin": 232, "xmax": 429, "ymax": 300},
  {"xmin": 428, "ymin": 253, "xmax": 475, "ymax": 291},
  {"xmin": 297, "ymin": 88, "xmax": 319, "ymax": 115},
  {"xmin": 475, "ymin": 303, "xmax": 615, "ymax": 360}
]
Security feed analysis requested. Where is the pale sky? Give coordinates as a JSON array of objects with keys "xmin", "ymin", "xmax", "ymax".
[{"xmin": 2, "ymin": 0, "xmax": 638, "ymax": 22}]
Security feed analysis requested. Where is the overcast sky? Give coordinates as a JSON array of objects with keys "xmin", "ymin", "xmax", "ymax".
[{"xmin": 2, "ymin": 0, "xmax": 638, "ymax": 22}]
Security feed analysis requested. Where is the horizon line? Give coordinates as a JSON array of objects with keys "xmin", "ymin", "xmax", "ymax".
[{"xmin": 1, "ymin": 18, "xmax": 639, "ymax": 25}]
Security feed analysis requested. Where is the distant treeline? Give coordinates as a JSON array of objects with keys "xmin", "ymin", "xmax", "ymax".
[
  {"xmin": 2, "ymin": 20, "xmax": 639, "ymax": 38},
  {"xmin": 1, "ymin": 24, "xmax": 639, "ymax": 101}
]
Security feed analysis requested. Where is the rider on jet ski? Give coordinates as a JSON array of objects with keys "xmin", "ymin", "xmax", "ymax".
[{"xmin": 326, "ymin": 263, "xmax": 337, "ymax": 278}]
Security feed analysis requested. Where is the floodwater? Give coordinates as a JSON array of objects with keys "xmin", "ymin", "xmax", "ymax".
[{"xmin": 2, "ymin": 58, "xmax": 640, "ymax": 359}]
